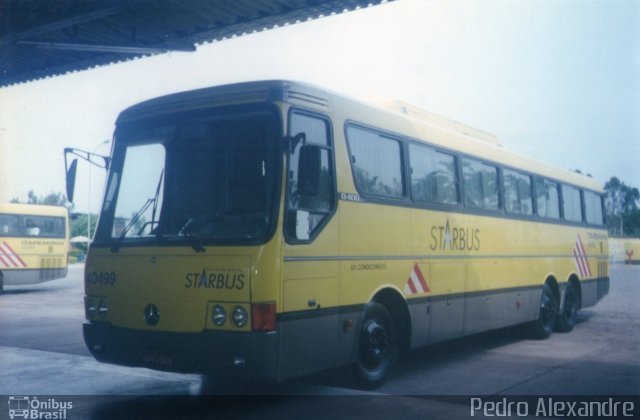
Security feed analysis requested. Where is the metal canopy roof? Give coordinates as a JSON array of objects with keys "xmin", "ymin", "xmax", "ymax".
[{"xmin": 0, "ymin": 0, "xmax": 390, "ymax": 87}]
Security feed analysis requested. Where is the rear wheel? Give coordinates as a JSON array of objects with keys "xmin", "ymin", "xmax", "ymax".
[
  {"xmin": 556, "ymin": 282, "xmax": 579, "ymax": 332},
  {"xmin": 351, "ymin": 302, "xmax": 397, "ymax": 389},
  {"xmin": 529, "ymin": 283, "xmax": 557, "ymax": 339}
]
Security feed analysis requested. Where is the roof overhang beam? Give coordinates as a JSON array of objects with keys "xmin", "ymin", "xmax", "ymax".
[
  {"xmin": 0, "ymin": 3, "xmax": 136, "ymax": 47},
  {"xmin": 17, "ymin": 40, "xmax": 196, "ymax": 55}
]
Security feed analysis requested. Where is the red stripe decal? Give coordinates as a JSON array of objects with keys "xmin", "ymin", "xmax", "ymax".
[
  {"xmin": 3, "ymin": 242, "xmax": 27, "ymax": 267},
  {"xmin": 413, "ymin": 263, "xmax": 430, "ymax": 292},
  {"xmin": 407, "ymin": 278, "xmax": 418, "ymax": 294},
  {"xmin": 0, "ymin": 253, "xmax": 11, "ymax": 267},
  {"xmin": 575, "ymin": 235, "xmax": 591, "ymax": 277}
]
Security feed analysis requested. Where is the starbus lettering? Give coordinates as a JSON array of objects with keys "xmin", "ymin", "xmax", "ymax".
[
  {"xmin": 184, "ymin": 269, "xmax": 245, "ymax": 290},
  {"xmin": 430, "ymin": 219, "xmax": 480, "ymax": 251}
]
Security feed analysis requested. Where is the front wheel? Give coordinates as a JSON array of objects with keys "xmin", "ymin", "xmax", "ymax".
[
  {"xmin": 351, "ymin": 302, "xmax": 397, "ymax": 389},
  {"xmin": 556, "ymin": 282, "xmax": 579, "ymax": 332},
  {"xmin": 529, "ymin": 283, "xmax": 557, "ymax": 339}
]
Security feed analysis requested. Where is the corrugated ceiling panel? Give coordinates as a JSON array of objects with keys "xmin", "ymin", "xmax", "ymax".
[{"xmin": 0, "ymin": 0, "xmax": 391, "ymax": 87}]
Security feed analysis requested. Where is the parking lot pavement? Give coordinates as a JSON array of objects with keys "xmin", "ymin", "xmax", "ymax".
[
  {"xmin": 0, "ymin": 345, "xmax": 200, "ymax": 396},
  {"xmin": 0, "ymin": 264, "xmax": 638, "ymax": 419}
]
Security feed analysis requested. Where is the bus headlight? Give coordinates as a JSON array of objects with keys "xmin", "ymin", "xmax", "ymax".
[
  {"xmin": 232, "ymin": 306, "xmax": 248, "ymax": 328},
  {"xmin": 86, "ymin": 298, "xmax": 97, "ymax": 318},
  {"xmin": 98, "ymin": 300, "xmax": 109, "ymax": 318},
  {"xmin": 212, "ymin": 305, "xmax": 227, "ymax": 326}
]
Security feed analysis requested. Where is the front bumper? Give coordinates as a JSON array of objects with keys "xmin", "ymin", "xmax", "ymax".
[{"xmin": 83, "ymin": 322, "xmax": 280, "ymax": 380}]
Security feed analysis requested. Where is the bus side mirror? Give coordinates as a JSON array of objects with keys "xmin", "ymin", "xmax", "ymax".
[
  {"xmin": 298, "ymin": 145, "xmax": 321, "ymax": 196},
  {"xmin": 63, "ymin": 146, "xmax": 111, "ymax": 204},
  {"xmin": 287, "ymin": 132, "xmax": 306, "ymax": 154},
  {"xmin": 66, "ymin": 159, "xmax": 78, "ymax": 203}
]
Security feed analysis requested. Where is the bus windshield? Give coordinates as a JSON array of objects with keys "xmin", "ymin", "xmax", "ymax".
[{"xmin": 96, "ymin": 105, "xmax": 281, "ymax": 246}]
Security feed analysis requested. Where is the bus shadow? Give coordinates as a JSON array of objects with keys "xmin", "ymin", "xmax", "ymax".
[
  {"xmin": 575, "ymin": 311, "xmax": 593, "ymax": 324},
  {"xmin": 199, "ymin": 375, "xmax": 306, "ymax": 395},
  {"xmin": 0, "ymin": 287, "xmax": 49, "ymax": 296},
  {"xmin": 407, "ymin": 325, "xmax": 525, "ymax": 362}
]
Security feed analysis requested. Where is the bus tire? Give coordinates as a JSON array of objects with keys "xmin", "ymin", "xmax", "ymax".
[
  {"xmin": 529, "ymin": 283, "xmax": 557, "ymax": 339},
  {"xmin": 0, "ymin": 272, "xmax": 3, "ymax": 293},
  {"xmin": 556, "ymin": 282, "xmax": 579, "ymax": 332},
  {"xmin": 351, "ymin": 302, "xmax": 397, "ymax": 389}
]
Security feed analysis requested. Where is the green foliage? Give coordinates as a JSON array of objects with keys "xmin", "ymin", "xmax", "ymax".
[
  {"xmin": 69, "ymin": 213, "xmax": 99, "ymax": 253},
  {"xmin": 70, "ymin": 213, "xmax": 99, "ymax": 237},
  {"xmin": 604, "ymin": 177, "xmax": 640, "ymax": 236},
  {"xmin": 11, "ymin": 190, "xmax": 73, "ymax": 209}
]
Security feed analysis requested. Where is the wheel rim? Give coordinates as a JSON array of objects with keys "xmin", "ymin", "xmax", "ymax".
[{"xmin": 359, "ymin": 319, "xmax": 389, "ymax": 371}]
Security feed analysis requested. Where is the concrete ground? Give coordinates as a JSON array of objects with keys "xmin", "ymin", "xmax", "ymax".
[{"xmin": 0, "ymin": 264, "xmax": 638, "ymax": 419}]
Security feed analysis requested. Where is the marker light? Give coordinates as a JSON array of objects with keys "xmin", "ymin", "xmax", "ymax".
[
  {"xmin": 212, "ymin": 305, "xmax": 227, "ymax": 326},
  {"xmin": 232, "ymin": 306, "xmax": 248, "ymax": 328},
  {"xmin": 86, "ymin": 298, "xmax": 97, "ymax": 318},
  {"xmin": 98, "ymin": 300, "xmax": 109, "ymax": 318}
]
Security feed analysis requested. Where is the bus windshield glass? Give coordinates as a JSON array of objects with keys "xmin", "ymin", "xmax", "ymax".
[{"xmin": 96, "ymin": 105, "xmax": 281, "ymax": 245}]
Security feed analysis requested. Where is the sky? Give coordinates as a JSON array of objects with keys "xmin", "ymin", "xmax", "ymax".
[{"xmin": 1, "ymin": 0, "xmax": 638, "ymax": 215}]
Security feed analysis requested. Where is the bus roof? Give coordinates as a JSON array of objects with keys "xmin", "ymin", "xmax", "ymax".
[
  {"xmin": 330, "ymin": 84, "xmax": 602, "ymax": 193},
  {"xmin": 0, "ymin": 202, "xmax": 69, "ymax": 217},
  {"xmin": 116, "ymin": 80, "xmax": 603, "ymax": 193},
  {"xmin": 370, "ymin": 99, "xmax": 502, "ymax": 147}
]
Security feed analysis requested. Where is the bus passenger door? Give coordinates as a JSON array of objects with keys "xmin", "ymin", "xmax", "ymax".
[{"xmin": 280, "ymin": 111, "xmax": 339, "ymax": 379}]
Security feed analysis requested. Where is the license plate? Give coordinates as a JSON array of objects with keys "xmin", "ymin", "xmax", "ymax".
[{"xmin": 141, "ymin": 352, "xmax": 174, "ymax": 369}]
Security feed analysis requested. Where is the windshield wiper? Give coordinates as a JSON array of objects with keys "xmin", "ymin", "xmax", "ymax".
[
  {"xmin": 110, "ymin": 199, "xmax": 153, "ymax": 253},
  {"xmin": 178, "ymin": 217, "xmax": 207, "ymax": 253},
  {"xmin": 110, "ymin": 170, "xmax": 164, "ymax": 253}
]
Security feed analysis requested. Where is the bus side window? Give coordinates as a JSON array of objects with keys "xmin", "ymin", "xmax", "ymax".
[
  {"xmin": 562, "ymin": 184, "xmax": 583, "ymax": 222},
  {"xmin": 504, "ymin": 169, "xmax": 533, "ymax": 215},
  {"xmin": 286, "ymin": 112, "xmax": 335, "ymax": 242},
  {"xmin": 535, "ymin": 178, "xmax": 560, "ymax": 219},
  {"xmin": 0, "ymin": 214, "xmax": 20, "ymax": 235},
  {"xmin": 347, "ymin": 126, "xmax": 405, "ymax": 199},
  {"xmin": 462, "ymin": 158, "xmax": 499, "ymax": 211},
  {"xmin": 409, "ymin": 143, "xmax": 458, "ymax": 205},
  {"xmin": 25, "ymin": 218, "xmax": 41, "ymax": 236},
  {"xmin": 584, "ymin": 190, "xmax": 604, "ymax": 225}
]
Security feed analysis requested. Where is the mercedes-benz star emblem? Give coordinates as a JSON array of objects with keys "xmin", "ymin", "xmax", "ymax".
[{"xmin": 143, "ymin": 304, "xmax": 160, "ymax": 326}]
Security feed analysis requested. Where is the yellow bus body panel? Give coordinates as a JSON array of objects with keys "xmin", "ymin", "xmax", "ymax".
[{"xmin": 86, "ymin": 239, "xmax": 283, "ymax": 333}]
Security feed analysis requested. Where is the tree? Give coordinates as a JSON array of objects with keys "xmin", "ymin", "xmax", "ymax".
[
  {"xmin": 604, "ymin": 177, "xmax": 640, "ymax": 236},
  {"xmin": 69, "ymin": 213, "xmax": 99, "ymax": 253},
  {"xmin": 11, "ymin": 190, "xmax": 72, "ymax": 209},
  {"xmin": 10, "ymin": 191, "xmax": 95, "ymax": 250}
]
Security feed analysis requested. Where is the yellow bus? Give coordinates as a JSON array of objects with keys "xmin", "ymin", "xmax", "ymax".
[
  {"xmin": 70, "ymin": 81, "xmax": 609, "ymax": 388},
  {"xmin": 0, "ymin": 202, "xmax": 69, "ymax": 292}
]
